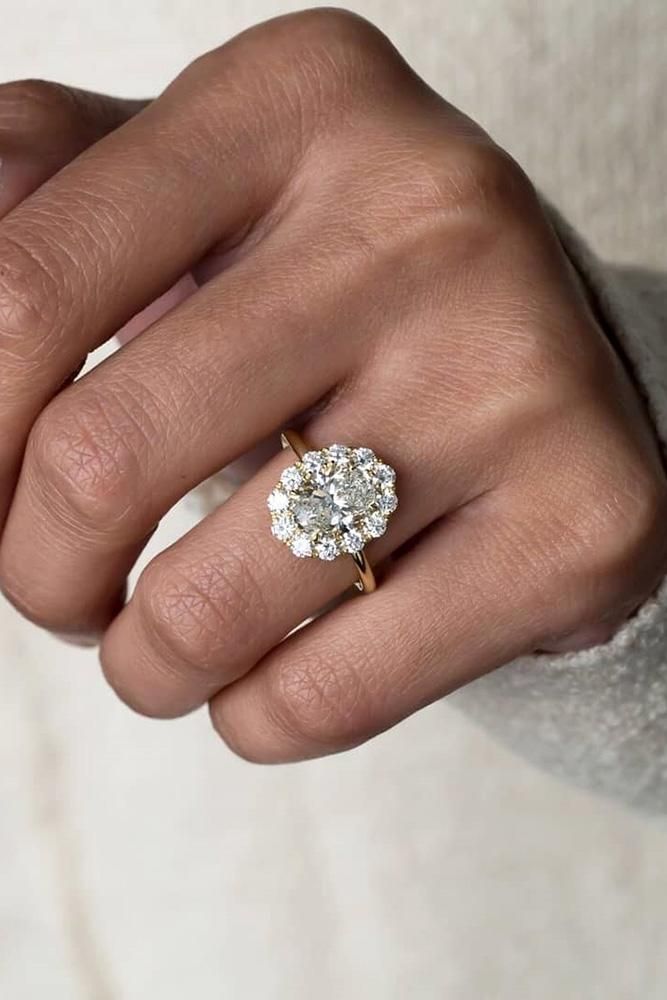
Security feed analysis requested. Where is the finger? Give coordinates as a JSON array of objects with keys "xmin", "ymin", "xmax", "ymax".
[
  {"xmin": 207, "ymin": 494, "xmax": 553, "ymax": 763},
  {"xmin": 0, "ymin": 16, "xmax": 325, "ymax": 526},
  {"xmin": 4, "ymin": 201, "xmax": 506, "ymax": 650},
  {"xmin": 0, "ymin": 223, "xmax": 352, "ymax": 634},
  {"xmin": 0, "ymin": 80, "xmax": 146, "ymax": 214},
  {"xmin": 96, "ymin": 358, "xmax": 498, "ymax": 720},
  {"xmin": 0, "ymin": 131, "xmax": 526, "ymax": 642},
  {"xmin": 209, "ymin": 406, "xmax": 667, "ymax": 763},
  {"xmin": 0, "ymin": 80, "xmax": 200, "ymax": 379},
  {"xmin": 0, "ymin": 81, "xmax": 151, "ymax": 523}
]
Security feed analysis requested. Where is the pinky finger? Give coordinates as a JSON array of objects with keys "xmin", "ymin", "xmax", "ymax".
[{"xmin": 209, "ymin": 492, "xmax": 553, "ymax": 764}]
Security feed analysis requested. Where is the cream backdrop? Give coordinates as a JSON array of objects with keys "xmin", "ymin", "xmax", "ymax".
[{"xmin": 0, "ymin": 2, "xmax": 666, "ymax": 999}]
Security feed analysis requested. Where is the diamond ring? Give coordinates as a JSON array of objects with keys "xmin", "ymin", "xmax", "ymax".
[{"xmin": 267, "ymin": 429, "xmax": 398, "ymax": 594}]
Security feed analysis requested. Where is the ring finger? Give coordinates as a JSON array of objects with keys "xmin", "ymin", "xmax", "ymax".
[
  {"xmin": 97, "ymin": 373, "xmax": 497, "ymax": 719},
  {"xmin": 210, "ymin": 490, "xmax": 546, "ymax": 764}
]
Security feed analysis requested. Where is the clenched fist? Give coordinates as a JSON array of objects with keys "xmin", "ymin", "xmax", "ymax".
[{"xmin": 0, "ymin": 9, "xmax": 665, "ymax": 762}]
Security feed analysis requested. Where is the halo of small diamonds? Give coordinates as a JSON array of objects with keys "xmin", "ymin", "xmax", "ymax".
[{"xmin": 267, "ymin": 444, "xmax": 398, "ymax": 561}]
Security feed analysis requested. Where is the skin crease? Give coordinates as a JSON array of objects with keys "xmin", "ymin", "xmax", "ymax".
[{"xmin": 0, "ymin": 8, "xmax": 666, "ymax": 762}]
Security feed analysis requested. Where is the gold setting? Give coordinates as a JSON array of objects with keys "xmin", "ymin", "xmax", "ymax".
[{"xmin": 267, "ymin": 428, "xmax": 399, "ymax": 594}]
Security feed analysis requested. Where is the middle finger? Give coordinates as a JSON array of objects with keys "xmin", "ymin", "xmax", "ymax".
[
  {"xmin": 0, "ymin": 229, "xmax": 357, "ymax": 634},
  {"xmin": 0, "ymin": 26, "xmax": 309, "ymax": 527}
]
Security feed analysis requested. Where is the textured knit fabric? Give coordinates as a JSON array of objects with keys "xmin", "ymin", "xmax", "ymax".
[{"xmin": 452, "ymin": 209, "xmax": 667, "ymax": 813}]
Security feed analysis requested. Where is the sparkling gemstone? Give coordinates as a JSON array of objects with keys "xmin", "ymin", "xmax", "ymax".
[
  {"xmin": 365, "ymin": 512, "xmax": 387, "ymax": 538},
  {"xmin": 292, "ymin": 471, "xmax": 374, "ymax": 532},
  {"xmin": 375, "ymin": 463, "xmax": 395, "ymax": 484},
  {"xmin": 281, "ymin": 466, "xmax": 303, "ymax": 491},
  {"xmin": 294, "ymin": 494, "xmax": 334, "ymax": 532},
  {"xmin": 267, "ymin": 488, "xmax": 289, "ymax": 513},
  {"xmin": 268, "ymin": 445, "xmax": 397, "ymax": 561},
  {"xmin": 329, "ymin": 470, "xmax": 375, "ymax": 520},
  {"xmin": 353, "ymin": 447, "xmax": 375, "ymax": 466},
  {"xmin": 302, "ymin": 450, "xmax": 325, "ymax": 471},
  {"xmin": 341, "ymin": 529, "xmax": 364, "ymax": 553},
  {"xmin": 378, "ymin": 492, "xmax": 398, "ymax": 515},
  {"xmin": 302, "ymin": 452, "xmax": 330, "ymax": 485},
  {"xmin": 290, "ymin": 533, "xmax": 312, "ymax": 558},
  {"xmin": 315, "ymin": 538, "xmax": 339, "ymax": 561},
  {"xmin": 271, "ymin": 512, "xmax": 295, "ymax": 541}
]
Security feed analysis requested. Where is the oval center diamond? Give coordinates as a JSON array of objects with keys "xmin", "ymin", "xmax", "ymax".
[
  {"xmin": 295, "ymin": 471, "xmax": 375, "ymax": 532},
  {"xmin": 294, "ymin": 492, "xmax": 334, "ymax": 532},
  {"xmin": 268, "ymin": 445, "xmax": 398, "ymax": 561}
]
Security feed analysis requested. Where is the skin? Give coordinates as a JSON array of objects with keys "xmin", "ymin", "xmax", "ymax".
[{"xmin": 0, "ymin": 8, "xmax": 665, "ymax": 763}]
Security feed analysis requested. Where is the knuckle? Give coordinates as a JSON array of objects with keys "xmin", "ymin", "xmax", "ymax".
[
  {"xmin": 0, "ymin": 234, "xmax": 61, "ymax": 375},
  {"xmin": 284, "ymin": 7, "xmax": 389, "ymax": 56},
  {"xmin": 184, "ymin": 9, "xmax": 395, "ymax": 112},
  {"xmin": 582, "ymin": 466, "xmax": 667, "ymax": 585},
  {"xmin": 377, "ymin": 141, "xmax": 537, "ymax": 264},
  {"xmin": 252, "ymin": 7, "xmax": 390, "ymax": 66},
  {"xmin": 498, "ymin": 325, "xmax": 579, "ymax": 406},
  {"xmin": 137, "ymin": 541, "xmax": 268, "ymax": 677},
  {"xmin": 404, "ymin": 144, "xmax": 533, "ymax": 248},
  {"xmin": 267, "ymin": 649, "xmax": 374, "ymax": 752},
  {"xmin": 409, "ymin": 141, "xmax": 538, "ymax": 257},
  {"xmin": 451, "ymin": 142, "xmax": 534, "ymax": 216},
  {"xmin": 466, "ymin": 317, "xmax": 611, "ymax": 440},
  {"xmin": 27, "ymin": 395, "xmax": 142, "ymax": 532},
  {"xmin": 284, "ymin": 8, "xmax": 411, "ymax": 111},
  {"xmin": 539, "ymin": 447, "xmax": 667, "ymax": 636}
]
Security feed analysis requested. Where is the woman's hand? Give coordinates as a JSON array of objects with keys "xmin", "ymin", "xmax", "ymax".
[{"xmin": 0, "ymin": 9, "xmax": 665, "ymax": 762}]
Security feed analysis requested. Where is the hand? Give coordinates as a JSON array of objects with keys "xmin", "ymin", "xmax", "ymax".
[{"xmin": 1, "ymin": 9, "xmax": 665, "ymax": 762}]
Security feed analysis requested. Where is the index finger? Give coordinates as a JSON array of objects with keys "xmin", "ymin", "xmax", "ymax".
[{"xmin": 0, "ymin": 12, "xmax": 326, "ymax": 526}]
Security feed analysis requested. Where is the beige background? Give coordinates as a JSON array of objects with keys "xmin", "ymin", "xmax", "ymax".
[{"xmin": 1, "ymin": 2, "xmax": 666, "ymax": 998}]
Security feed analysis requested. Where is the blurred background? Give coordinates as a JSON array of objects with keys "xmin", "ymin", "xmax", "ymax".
[{"xmin": 1, "ymin": 2, "xmax": 666, "ymax": 998}]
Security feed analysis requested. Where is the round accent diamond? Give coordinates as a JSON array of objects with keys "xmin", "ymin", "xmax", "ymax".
[
  {"xmin": 281, "ymin": 466, "xmax": 303, "ymax": 491},
  {"xmin": 378, "ymin": 492, "xmax": 398, "ymax": 515},
  {"xmin": 271, "ymin": 512, "xmax": 295, "ymax": 542},
  {"xmin": 268, "ymin": 444, "xmax": 397, "ymax": 561},
  {"xmin": 353, "ymin": 447, "xmax": 374, "ymax": 467},
  {"xmin": 315, "ymin": 538, "xmax": 339, "ymax": 561},
  {"xmin": 375, "ymin": 463, "xmax": 395, "ymax": 485},
  {"xmin": 302, "ymin": 451, "xmax": 329, "ymax": 485},
  {"xmin": 290, "ymin": 533, "xmax": 313, "ymax": 558},
  {"xmin": 267, "ymin": 488, "xmax": 289, "ymax": 513},
  {"xmin": 365, "ymin": 512, "xmax": 387, "ymax": 538},
  {"xmin": 341, "ymin": 529, "xmax": 364, "ymax": 554},
  {"xmin": 302, "ymin": 450, "xmax": 324, "ymax": 469}
]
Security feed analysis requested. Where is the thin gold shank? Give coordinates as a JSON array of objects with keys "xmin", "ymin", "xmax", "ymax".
[{"xmin": 280, "ymin": 428, "xmax": 377, "ymax": 594}]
